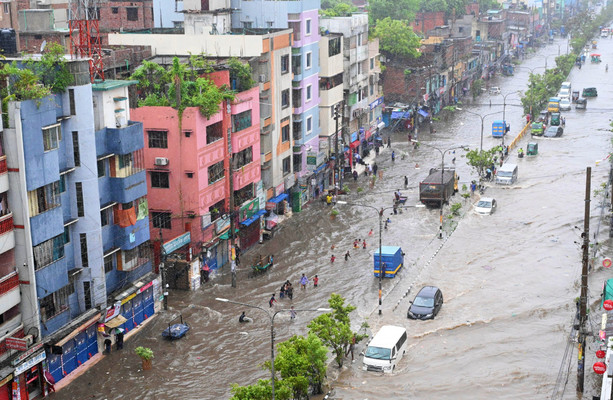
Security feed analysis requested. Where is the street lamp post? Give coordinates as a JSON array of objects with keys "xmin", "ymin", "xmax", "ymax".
[
  {"xmin": 335, "ymin": 201, "xmax": 424, "ymax": 314},
  {"xmin": 457, "ymin": 109, "xmax": 502, "ymax": 151},
  {"xmin": 410, "ymin": 142, "xmax": 466, "ymax": 239},
  {"xmin": 215, "ymin": 298, "xmax": 330, "ymax": 400},
  {"xmin": 499, "ymin": 90, "xmax": 522, "ymax": 146}
]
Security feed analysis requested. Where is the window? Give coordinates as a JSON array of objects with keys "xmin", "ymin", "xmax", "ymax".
[
  {"xmin": 150, "ymin": 171, "xmax": 169, "ymax": 188},
  {"xmin": 121, "ymin": 242, "xmax": 151, "ymax": 271},
  {"xmin": 292, "ymin": 54, "xmax": 301, "ymax": 75},
  {"xmin": 370, "ymin": 57, "xmax": 374, "ymax": 70},
  {"xmin": 97, "ymin": 159, "xmax": 106, "ymax": 177},
  {"xmin": 152, "ymin": 211, "xmax": 171, "ymax": 229},
  {"xmin": 357, "ymin": 33, "xmax": 363, "ymax": 46},
  {"xmin": 329, "ymin": 37, "xmax": 341, "ymax": 57},
  {"xmin": 306, "ymin": 116, "xmax": 313, "ymax": 134},
  {"xmin": 281, "ymin": 89, "xmax": 290, "ymax": 109},
  {"xmin": 104, "ymin": 255, "xmax": 114, "ymax": 274},
  {"xmin": 63, "ymin": 226, "xmax": 70, "ymax": 244},
  {"xmin": 68, "ymin": 89, "xmax": 76, "ymax": 115},
  {"xmin": 370, "ymin": 83, "xmax": 374, "ymax": 96},
  {"xmin": 33, "ymin": 234, "xmax": 65, "ymax": 270},
  {"xmin": 358, "ymin": 62, "xmax": 362, "ymax": 75},
  {"xmin": 43, "ymin": 124, "xmax": 61, "ymax": 151},
  {"xmin": 281, "ymin": 55, "xmax": 289, "ymax": 74},
  {"xmin": 306, "ymin": 52, "xmax": 312, "ymax": 69},
  {"xmin": 111, "ymin": 7, "xmax": 118, "ymax": 13},
  {"xmin": 206, "ymin": 121, "xmax": 223, "ymax": 144},
  {"xmin": 75, "ymin": 182, "xmax": 84, "ymax": 217},
  {"xmin": 208, "ymin": 161, "xmax": 224, "ymax": 184},
  {"xmin": 232, "ymin": 110, "xmax": 252, "ymax": 133},
  {"xmin": 28, "ymin": 182, "xmax": 60, "ymax": 216},
  {"xmin": 282, "ymin": 156, "xmax": 291, "ymax": 175},
  {"xmin": 293, "ymin": 153, "xmax": 302, "ymax": 172},
  {"xmin": 235, "ymin": 146, "xmax": 253, "ymax": 169},
  {"xmin": 113, "ymin": 150, "xmax": 144, "ymax": 178},
  {"xmin": 68, "ymin": 272, "xmax": 77, "ymax": 295},
  {"xmin": 3, "ymin": 4, "xmax": 9, "ymax": 13},
  {"xmin": 305, "ymin": 19, "xmax": 311, "ymax": 35},
  {"xmin": 100, "ymin": 208, "xmax": 110, "ymax": 226},
  {"xmin": 306, "ymin": 84, "xmax": 312, "ymax": 102},
  {"xmin": 72, "ymin": 131, "xmax": 80, "ymax": 167},
  {"xmin": 80, "ymin": 233, "xmax": 88, "ymax": 268},
  {"xmin": 293, "ymin": 120, "xmax": 302, "ymax": 140},
  {"xmin": 127, "ymin": 7, "xmax": 138, "ymax": 21},
  {"xmin": 39, "ymin": 286, "xmax": 70, "ymax": 321},
  {"xmin": 148, "ymin": 130, "xmax": 168, "ymax": 148},
  {"xmin": 59, "ymin": 175, "xmax": 66, "ymax": 193},
  {"xmin": 281, "ymin": 119, "xmax": 290, "ymax": 142}
]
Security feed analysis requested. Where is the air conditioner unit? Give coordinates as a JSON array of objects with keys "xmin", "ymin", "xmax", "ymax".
[
  {"xmin": 24, "ymin": 335, "xmax": 34, "ymax": 347},
  {"xmin": 259, "ymin": 74, "xmax": 266, "ymax": 83},
  {"xmin": 154, "ymin": 157, "xmax": 169, "ymax": 166}
]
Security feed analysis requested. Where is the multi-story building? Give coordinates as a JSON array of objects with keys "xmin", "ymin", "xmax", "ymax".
[
  {"xmin": 320, "ymin": 13, "xmax": 383, "ymax": 167},
  {"xmin": 1, "ymin": 58, "xmax": 155, "ymax": 394},
  {"xmin": 131, "ymin": 68, "xmax": 262, "ymax": 267},
  {"xmin": 231, "ymin": 0, "xmax": 321, "ymax": 204}
]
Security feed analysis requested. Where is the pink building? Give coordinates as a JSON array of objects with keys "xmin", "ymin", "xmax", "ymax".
[{"xmin": 131, "ymin": 70, "xmax": 261, "ymax": 262}]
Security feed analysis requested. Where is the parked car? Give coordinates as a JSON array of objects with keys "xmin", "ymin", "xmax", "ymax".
[
  {"xmin": 576, "ymin": 97, "xmax": 587, "ymax": 109},
  {"xmin": 559, "ymin": 98, "xmax": 571, "ymax": 111},
  {"xmin": 544, "ymin": 126, "xmax": 564, "ymax": 137},
  {"xmin": 558, "ymin": 88, "xmax": 571, "ymax": 99},
  {"xmin": 475, "ymin": 197, "xmax": 497, "ymax": 215},
  {"xmin": 489, "ymin": 87, "xmax": 501, "ymax": 95},
  {"xmin": 582, "ymin": 87, "xmax": 598, "ymax": 97},
  {"xmin": 408, "ymin": 286, "xmax": 443, "ymax": 320}
]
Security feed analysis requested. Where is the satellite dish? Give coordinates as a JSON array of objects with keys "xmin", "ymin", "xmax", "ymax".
[{"xmin": 40, "ymin": 40, "xmax": 47, "ymax": 53}]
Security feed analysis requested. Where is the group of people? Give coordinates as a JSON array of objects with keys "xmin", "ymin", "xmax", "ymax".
[{"xmin": 352, "ymin": 162, "xmax": 379, "ymax": 181}]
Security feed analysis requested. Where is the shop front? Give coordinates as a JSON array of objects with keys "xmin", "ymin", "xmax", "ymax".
[
  {"xmin": 12, "ymin": 349, "xmax": 47, "ymax": 400},
  {"xmin": 239, "ymin": 209, "xmax": 265, "ymax": 250},
  {"xmin": 116, "ymin": 278, "xmax": 156, "ymax": 335},
  {"xmin": 0, "ymin": 371, "xmax": 12, "ymax": 400}
]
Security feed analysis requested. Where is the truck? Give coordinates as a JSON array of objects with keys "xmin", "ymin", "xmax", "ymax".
[
  {"xmin": 547, "ymin": 97, "xmax": 560, "ymax": 113},
  {"xmin": 373, "ymin": 246, "xmax": 404, "ymax": 278},
  {"xmin": 419, "ymin": 168, "xmax": 457, "ymax": 207}
]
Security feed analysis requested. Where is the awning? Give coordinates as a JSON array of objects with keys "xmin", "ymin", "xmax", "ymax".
[
  {"xmin": 314, "ymin": 162, "xmax": 328, "ymax": 175},
  {"xmin": 268, "ymin": 193, "xmax": 288, "ymax": 204},
  {"xmin": 240, "ymin": 209, "xmax": 267, "ymax": 227},
  {"xmin": 219, "ymin": 228, "xmax": 239, "ymax": 240},
  {"xmin": 105, "ymin": 315, "xmax": 127, "ymax": 329},
  {"xmin": 54, "ymin": 311, "xmax": 102, "ymax": 346},
  {"xmin": 418, "ymin": 109, "xmax": 429, "ymax": 118},
  {"xmin": 377, "ymin": 122, "xmax": 386, "ymax": 129}
]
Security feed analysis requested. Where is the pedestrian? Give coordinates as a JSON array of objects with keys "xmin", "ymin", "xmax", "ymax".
[
  {"xmin": 330, "ymin": 254, "xmax": 336, "ymax": 263},
  {"xmin": 269, "ymin": 293, "xmax": 277, "ymax": 308},
  {"xmin": 372, "ymin": 163, "xmax": 378, "ymax": 176},
  {"xmin": 235, "ymin": 244, "xmax": 241, "ymax": 266},
  {"xmin": 393, "ymin": 202, "xmax": 398, "ymax": 215},
  {"xmin": 362, "ymin": 240, "xmax": 367, "ymax": 249},
  {"xmin": 375, "ymin": 145, "xmax": 380, "ymax": 155},
  {"xmin": 404, "ymin": 176, "xmax": 408, "ymax": 188},
  {"xmin": 201, "ymin": 262, "xmax": 210, "ymax": 284},
  {"xmin": 470, "ymin": 180, "xmax": 476, "ymax": 194},
  {"xmin": 300, "ymin": 273, "xmax": 309, "ymax": 289},
  {"xmin": 326, "ymin": 193, "xmax": 332, "ymax": 205},
  {"xmin": 313, "ymin": 275, "xmax": 319, "ymax": 287},
  {"xmin": 353, "ymin": 239, "xmax": 359, "ymax": 249},
  {"xmin": 345, "ymin": 336, "xmax": 356, "ymax": 362},
  {"xmin": 499, "ymin": 158, "xmax": 503, "ymax": 167},
  {"xmin": 280, "ymin": 283, "xmax": 286, "ymax": 299},
  {"xmin": 352, "ymin": 170, "xmax": 358, "ymax": 181},
  {"xmin": 368, "ymin": 163, "xmax": 373, "ymax": 176},
  {"xmin": 290, "ymin": 306, "xmax": 296, "ymax": 320},
  {"xmin": 387, "ymin": 137, "xmax": 391, "ymax": 148},
  {"xmin": 286, "ymin": 283, "xmax": 294, "ymax": 300},
  {"xmin": 116, "ymin": 331, "xmax": 124, "ymax": 350},
  {"xmin": 526, "ymin": 114, "xmax": 531, "ymax": 124},
  {"xmin": 391, "ymin": 151, "xmax": 395, "ymax": 162},
  {"xmin": 345, "ymin": 251, "xmax": 351, "ymax": 261},
  {"xmin": 368, "ymin": 229, "xmax": 373, "ymax": 236}
]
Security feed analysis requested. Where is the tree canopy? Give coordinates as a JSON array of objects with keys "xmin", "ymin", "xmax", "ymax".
[
  {"xmin": 320, "ymin": 0, "xmax": 358, "ymax": 17},
  {"xmin": 371, "ymin": 18, "xmax": 422, "ymax": 59},
  {"xmin": 368, "ymin": 0, "xmax": 419, "ymax": 24}
]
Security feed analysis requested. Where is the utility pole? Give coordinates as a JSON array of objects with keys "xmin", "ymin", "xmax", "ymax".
[
  {"xmin": 227, "ymin": 101, "xmax": 237, "ymax": 288},
  {"xmin": 577, "ymin": 166, "xmax": 591, "ymax": 393},
  {"xmin": 159, "ymin": 229, "xmax": 168, "ymax": 310},
  {"xmin": 333, "ymin": 103, "xmax": 341, "ymax": 191}
]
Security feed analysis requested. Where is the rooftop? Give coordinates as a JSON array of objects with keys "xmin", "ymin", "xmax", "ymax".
[{"xmin": 92, "ymin": 79, "xmax": 138, "ymax": 91}]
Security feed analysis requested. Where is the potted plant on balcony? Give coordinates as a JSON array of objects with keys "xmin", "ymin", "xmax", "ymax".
[{"xmin": 135, "ymin": 346, "xmax": 154, "ymax": 370}]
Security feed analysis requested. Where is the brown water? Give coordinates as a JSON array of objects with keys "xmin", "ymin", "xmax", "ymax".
[{"xmin": 57, "ymin": 36, "xmax": 613, "ymax": 400}]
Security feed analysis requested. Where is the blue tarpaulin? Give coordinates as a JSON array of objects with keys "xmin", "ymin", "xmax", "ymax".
[
  {"xmin": 418, "ymin": 109, "xmax": 430, "ymax": 118},
  {"xmin": 269, "ymin": 193, "xmax": 289, "ymax": 204},
  {"xmin": 391, "ymin": 110, "xmax": 411, "ymax": 119},
  {"xmin": 240, "ymin": 209, "xmax": 267, "ymax": 227}
]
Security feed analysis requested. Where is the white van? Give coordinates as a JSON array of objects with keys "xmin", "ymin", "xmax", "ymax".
[
  {"xmin": 561, "ymin": 81, "xmax": 572, "ymax": 93},
  {"xmin": 558, "ymin": 88, "xmax": 570, "ymax": 99},
  {"xmin": 496, "ymin": 163, "xmax": 518, "ymax": 185},
  {"xmin": 362, "ymin": 325, "xmax": 408, "ymax": 373}
]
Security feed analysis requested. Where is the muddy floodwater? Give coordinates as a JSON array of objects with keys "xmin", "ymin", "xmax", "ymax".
[{"xmin": 58, "ymin": 35, "xmax": 613, "ymax": 400}]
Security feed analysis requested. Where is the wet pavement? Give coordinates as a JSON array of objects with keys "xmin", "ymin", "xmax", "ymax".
[{"xmin": 56, "ymin": 34, "xmax": 613, "ymax": 400}]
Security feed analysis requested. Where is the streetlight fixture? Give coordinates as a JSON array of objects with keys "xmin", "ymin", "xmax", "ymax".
[
  {"xmin": 215, "ymin": 298, "xmax": 330, "ymax": 400},
  {"xmin": 335, "ymin": 201, "xmax": 424, "ymax": 314},
  {"xmin": 498, "ymin": 90, "xmax": 523, "ymax": 146},
  {"xmin": 456, "ymin": 108, "xmax": 502, "ymax": 151},
  {"xmin": 409, "ymin": 142, "xmax": 467, "ymax": 239}
]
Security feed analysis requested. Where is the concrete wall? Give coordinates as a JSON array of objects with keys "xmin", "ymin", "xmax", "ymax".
[
  {"xmin": 230, "ymin": 0, "xmax": 320, "ymax": 29},
  {"xmin": 153, "ymin": 0, "xmax": 184, "ymax": 28}
]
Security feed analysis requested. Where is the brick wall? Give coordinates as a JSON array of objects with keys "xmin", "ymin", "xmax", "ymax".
[
  {"xmin": 411, "ymin": 12, "xmax": 445, "ymax": 35},
  {"xmin": 99, "ymin": 0, "xmax": 154, "ymax": 32}
]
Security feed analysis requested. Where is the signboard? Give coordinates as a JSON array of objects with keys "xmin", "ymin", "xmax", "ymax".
[
  {"xmin": 139, "ymin": 281, "xmax": 154, "ymax": 293},
  {"xmin": 369, "ymin": 96, "xmax": 384, "ymax": 110},
  {"xmin": 5, "ymin": 337, "xmax": 28, "ymax": 351},
  {"xmin": 215, "ymin": 215, "xmax": 230, "ymax": 235},
  {"xmin": 350, "ymin": 131, "xmax": 358, "ymax": 143},
  {"xmin": 11, "ymin": 343, "xmax": 43, "ymax": 367},
  {"xmin": 0, "ymin": 374, "xmax": 12, "ymax": 387},
  {"xmin": 104, "ymin": 302, "xmax": 122, "ymax": 322},
  {"xmin": 275, "ymin": 183, "xmax": 285, "ymax": 197},
  {"xmin": 163, "ymin": 232, "xmax": 191, "ymax": 254},
  {"xmin": 121, "ymin": 292, "xmax": 137, "ymax": 305},
  {"xmin": 15, "ymin": 351, "xmax": 46, "ymax": 375},
  {"xmin": 239, "ymin": 198, "xmax": 259, "ymax": 222}
]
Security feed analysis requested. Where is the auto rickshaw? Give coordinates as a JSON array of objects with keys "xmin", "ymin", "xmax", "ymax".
[
  {"xmin": 550, "ymin": 112, "xmax": 561, "ymax": 126},
  {"xmin": 526, "ymin": 142, "xmax": 538, "ymax": 156},
  {"xmin": 538, "ymin": 110, "xmax": 549, "ymax": 125},
  {"xmin": 531, "ymin": 122, "xmax": 545, "ymax": 136},
  {"xmin": 591, "ymin": 54, "xmax": 602, "ymax": 63}
]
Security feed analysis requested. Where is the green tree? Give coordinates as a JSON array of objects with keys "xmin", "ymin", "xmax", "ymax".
[
  {"xmin": 372, "ymin": 18, "xmax": 422, "ymax": 59},
  {"xmin": 228, "ymin": 57, "xmax": 256, "ymax": 92},
  {"xmin": 308, "ymin": 294, "xmax": 368, "ymax": 368},
  {"xmin": 368, "ymin": 0, "xmax": 419, "ymax": 24},
  {"xmin": 320, "ymin": 1, "xmax": 358, "ymax": 17},
  {"xmin": 130, "ymin": 59, "xmax": 171, "ymax": 100},
  {"xmin": 471, "ymin": 78, "xmax": 483, "ymax": 100},
  {"xmin": 465, "ymin": 147, "xmax": 497, "ymax": 177},
  {"xmin": 230, "ymin": 379, "xmax": 293, "ymax": 400}
]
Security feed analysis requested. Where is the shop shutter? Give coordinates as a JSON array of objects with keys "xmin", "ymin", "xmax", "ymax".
[
  {"xmin": 47, "ymin": 353, "xmax": 63, "ymax": 383},
  {"xmin": 132, "ymin": 294, "xmax": 144, "ymax": 326},
  {"xmin": 121, "ymin": 302, "xmax": 134, "ymax": 334},
  {"xmin": 61, "ymin": 341, "xmax": 77, "ymax": 376},
  {"xmin": 75, "ymin": 332, "xmax": 88, "ymax": 366},
  {"xmin": 86, "ymin": 325, "xmax": 99, "ymax": 358},
  {"xmin": 143, "ymin": 287, "xmax": 154, "ymax": 320}
]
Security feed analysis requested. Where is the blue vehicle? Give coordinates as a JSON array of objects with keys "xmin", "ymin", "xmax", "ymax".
[
  {"xmin": 492, "ymin": 120, "xmax": 508, "ymax": 138},
  {"xmin": 374, "ymin": 246, "xmax": 404, "ymax": 278},
  {"xmin": 162, "ymin": 315, "xmax": 190, "ymax": 340}
]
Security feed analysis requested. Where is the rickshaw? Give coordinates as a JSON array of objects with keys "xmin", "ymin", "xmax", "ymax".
[
  {"xmin": 538, "ymin": 110, "xmax": 549, "ymax": 125},
  {"xmin": 550, "ymin": 112, "xmax": 561, "ymax": 126},
  {"xmin": 572, "ymin": 90, "xmax": 580, "ymax": 102},
  {"xmin": 592, "ymin": 40, "xmax": 598, "ymax": 49},
  {"xmin": 526, "ymin": 142, "xmax": 538, "ymax": 156},
  {"xmin": 591, "ymin": 54, "xmax": 602, "ymax": 63}
]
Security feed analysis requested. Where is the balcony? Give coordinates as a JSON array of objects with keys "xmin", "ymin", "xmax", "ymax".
[
  {"xmin": 105, "ymin": 121, "xmax": 144, "ymax": 155},
  {"xmin": 320, "ymin": 85, "xmax": 343, "ymax": 107},
  {"xmin": 113, "ymin": 216, "xmax": 150, "ymax": 251},
  {"xmin": 0, "ymin": 155, "xmax": 7, "ymax": 194},
  {"xmin": 30, "ymin": 206, "xmax": 63, "ymax": 246},
  {"xmin": 109, "ymin": 169, "xmax": 147, "ymax": 204},
  {"xmin": 0, "ymin": 213, "xmax": 15, "ymax": 255},
  {"xmin": 0, "ymin": 271, "xmax": 19, "ymax": 315},
  {"xmin": 233, "ymin": 162, "xmax": 260, "ymax": 189}
]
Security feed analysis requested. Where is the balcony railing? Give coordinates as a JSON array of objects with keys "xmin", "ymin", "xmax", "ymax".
[
  {"xmin": 0, "ymin": 271, "xmax": 18, "ymax": 297},
  {"xmin": 0, "ymin": 214, "xmax": 13, "ymax": 236},
  {"xmin": 0, "ymin": 155, "xmax": 7, "ymax": 175}
]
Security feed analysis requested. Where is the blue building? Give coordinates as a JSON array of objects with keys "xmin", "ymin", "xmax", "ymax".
[{"xmin": 4, "ymin": 58, "xmax": 157, "ymax": 390}]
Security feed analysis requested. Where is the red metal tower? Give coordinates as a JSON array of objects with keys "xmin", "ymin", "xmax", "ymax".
[{"xmin": 68, "ymin": 0, "xmax": 104, "ymax": 82}]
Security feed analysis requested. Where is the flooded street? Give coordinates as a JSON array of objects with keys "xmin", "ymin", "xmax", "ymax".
[{"xmin": 58, "ymin": 35, "xmax": 613, "ymax": 400}]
